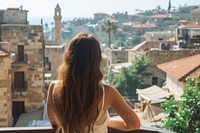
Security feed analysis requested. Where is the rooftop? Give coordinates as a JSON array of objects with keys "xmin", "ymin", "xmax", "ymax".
[
  {"xmin": 178, "ymin": 22, "xmax": 200, "ymax": 29},
  {"xmin": 132, "ymin": 23, "xmax": 157, "ymax": 29},
  {"xmin": 149, "ymin": 14, "xmax": 173, "ymax": 19},
  {"xmin": 157, "ymin": 54, "xmax": 200, "ymax": 81}
]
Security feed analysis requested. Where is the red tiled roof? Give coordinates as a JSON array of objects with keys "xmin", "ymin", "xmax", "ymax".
[
  {"xmin": 157, "ymin": 54, "xmax": 200, "ymax": 81},
  {"xmin": 132, "ymin": 23, "xmax": 157, "ymax": 29},
  {"xmin": 179, "ymin": 22, "xmax": 200, "ymax": 29},
  {"xmin": 0, "ymin": 48, "xmax": 10, "ymax": 57},
  {"xmin": 149, "ymin": 14, "xmax": 173, "ymax": 19},
  {"xmin": 191, "ymin": 7, "xmax": 200, "ymax": 12}
]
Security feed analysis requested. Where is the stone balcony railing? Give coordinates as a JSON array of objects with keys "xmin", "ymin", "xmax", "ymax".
[{"xmin": 0, "ymin": 126, "xmax": 174, "ymax": 133}]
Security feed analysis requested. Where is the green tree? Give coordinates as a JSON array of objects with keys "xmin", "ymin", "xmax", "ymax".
[
  {"xmin": 105, "ymin": 56, "xmax": 151, "ymax": 98},
  {"xmin": 101, "ymin": 20, "xmax": 118, "ymax": 48},
  {"xmin": 161, "ymin": 69, "xmax": 200, "ymax": 133},
  {"xmin": 126, "ymin": 32, "xmax": 142, "ymax": 47}
]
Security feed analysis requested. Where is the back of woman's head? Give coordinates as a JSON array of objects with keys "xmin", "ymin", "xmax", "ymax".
[{"xmin": 54, "ymin": 33, "xmax": 103, "ymax": 133}]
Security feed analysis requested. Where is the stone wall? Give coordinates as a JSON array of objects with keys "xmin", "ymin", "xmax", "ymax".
[
  {"xmin": 0, "ymin": 43, "xmax": 13, "ymax": 127},
  {"xmin": 144, "ymin": 32, "xmax": 175, "ymax": 41},
  {"xmin": 0, "ymin": 25, "xmax": 44, "ymax": 111},
  {"xmin": 45, "ymin": 44, "xmax": 65, "ymax": 80},
  {"xmin": 0, "ymin": 9, "xmax": 28, "ymax": 24},
  {"xmin": 105, "ymin": 49, "xmax": 129, "ymax": 65}
]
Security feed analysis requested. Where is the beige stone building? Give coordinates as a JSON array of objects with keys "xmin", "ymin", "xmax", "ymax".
[
  {"xmin": 158, "ymin": 54, "xmax": 200, "ymax": 100},
  {"xmin": 143, "ymin": 31, "xmax": 175, "ymax": 41},
  {"xmin": 0, "ymin": 43, "xmax": 13, "ymax": 127},
  {"xmin": 129, "ymin": 40, "xmax": 200, "ymax": 87},
  {"xmin": 0, "ymin": 8, "xmax": 44, "ymax": 127},
  {"xmin": 104, "ymin": 48, "xmax": 129, "ymax": 65}
]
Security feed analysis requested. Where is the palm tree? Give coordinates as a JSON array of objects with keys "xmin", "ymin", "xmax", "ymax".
[{"xmin": 101, "ymin": 20, "xmax": 118, "ymax": 48}]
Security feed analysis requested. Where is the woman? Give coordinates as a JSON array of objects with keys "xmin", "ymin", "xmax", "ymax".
[{"xmin": 47, "ymin": 33, "xmax": 140, "ymax": 133}]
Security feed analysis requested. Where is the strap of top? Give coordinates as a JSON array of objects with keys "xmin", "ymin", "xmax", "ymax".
[{"xmin": 101, "ymin": 84, "xmax": 105, "ymax": 109}]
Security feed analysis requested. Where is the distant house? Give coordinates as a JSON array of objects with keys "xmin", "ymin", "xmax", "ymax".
[
  {"xmin": 148, "ymin": 13, "xmax": 175, "ymax": 30},
  {"xmin": 131, "ymin": 23, "xmax": 157, "ymax": 33},
  {"xmin": 148, "ymin": 13, "xmax": 174, "ymax": 23},
  {"xmin": 128, "ymin": 13, "xmax": 144, "ymax": 22},
  {"xmin": 190, "ymin": 7, "xmax": 200, "ymax": 23},
  {"xmin": 94, "ymin": 12, "xmax": 109, "ymax": 21},
  {"xmin": 131, "ymin": 40, "xmax": 170, "ymax": 52},
  {"xmin": 143, "ymin": 31, "xmax": 175, "ymax": 42},
  {"xmin": 177, "ymin": 22, "xmax": 200, "ymax": 49},
  {"xmin": 157, "ymin": 54, "xmax": 200, "ymax": 100}
]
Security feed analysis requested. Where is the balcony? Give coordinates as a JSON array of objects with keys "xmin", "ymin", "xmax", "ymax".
[
  {"xmin": 12, "ymin": 82, "xmax": 27, "ymax": 95},
  {"xmin": 12, "ymin": 54, "xmax": 28, "ymax": 66},
  {"xmin": 0, "ymin": 126, "xmax": 173, "ymax": 133}
]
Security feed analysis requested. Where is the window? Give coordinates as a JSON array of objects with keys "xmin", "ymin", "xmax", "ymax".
[
  {"xmin": 152, "ymin": 77, "xmax": 158, "ymax": 85},
  {"xmin": 14, "ymin": 72, "xmax": 26, "ymax": 91},
  {"xmin": 17, "ymin": 45, "xmax": 24, "ymax": 62},
  {"xmin": 44, "ymin": 57, "xmax": 49, "ymax": 63}
]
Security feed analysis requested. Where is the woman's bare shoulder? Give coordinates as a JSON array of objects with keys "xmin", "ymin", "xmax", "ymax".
[
  {"xmin": 102, "ymin": 84, "xmax": 119, "ymax": 97},
  {"xmin": 48, "ymin": 80, "xmax": 60, "ymax": 94}
]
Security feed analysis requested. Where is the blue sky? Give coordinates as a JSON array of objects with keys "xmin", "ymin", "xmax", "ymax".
[{"xmin": 0, "ymin": 0, "xmax": 199, "ymax": 24}]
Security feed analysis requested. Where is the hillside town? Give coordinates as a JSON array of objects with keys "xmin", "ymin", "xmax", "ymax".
[{"xmin": 0, "ymin": 1, "xmax": 200, "ymax": 132}]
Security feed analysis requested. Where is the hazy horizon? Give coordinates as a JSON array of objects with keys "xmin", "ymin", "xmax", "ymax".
[{"xmin": 1, "ymin": 0, "xmax": 200, "ymax": 25}]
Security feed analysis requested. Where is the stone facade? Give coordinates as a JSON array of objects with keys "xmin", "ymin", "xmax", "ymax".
[
  {"xmin": 0, "ymin": 42, "xmax": 13, "ymax": 127},
  {"xmin": 144, "ymin": 31, "xmax": 175, "ymax": 41},
  {"xmin": 0, "ymin": 24, "xmax": 45, "ymax": 126},
  {"xmin": 45, "ymin": 43, "xmax": 65, "ymax": 81},
  {"xmin": 105, "ymin": 48, "xmax": 129, "ymax": 65},
  {"xmin": 0, "ymin": 8, "xmax": 28, "ymax": 24}
]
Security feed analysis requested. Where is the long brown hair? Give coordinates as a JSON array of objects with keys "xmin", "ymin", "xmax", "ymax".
[{"xmin": 53, "ymin": 33, "xmax": 103, "ymax": 133}]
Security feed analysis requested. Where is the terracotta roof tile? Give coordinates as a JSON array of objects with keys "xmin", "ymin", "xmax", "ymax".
[
  {"xmin": 132, "ymin": 23, "xmax": 157, "ymax": 29},
  {"xmin": 0, "ymin": 48, "xmax": 10, "ymax": 57},
  {"xmin": 179, "ymin": 22, "xmax": 200, "ymax": 29},
  {"xmin": 157, "ymin": 54, "xmax": 200, "ymax": 81},
  {"xmin": 149, "ymin": 14, "xmax": 173, "ymax": 19}
]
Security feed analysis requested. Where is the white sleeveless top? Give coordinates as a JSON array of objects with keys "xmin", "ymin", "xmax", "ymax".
[
  {"xmin": 52, "ymin": 82, "xmax": 109, "ymax": 133},
  {"xmin": 89, "ymin": 84, "xmax": 110, "ymax": 133}
]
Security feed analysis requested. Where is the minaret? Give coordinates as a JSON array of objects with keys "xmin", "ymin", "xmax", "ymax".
[
  {"xmin": 54, "ymin": 4, "xmax": 62, "ymax": 44},
  {"xmin": 168, "ymin": 0, "xmax": 171, "ymax": 12}
]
